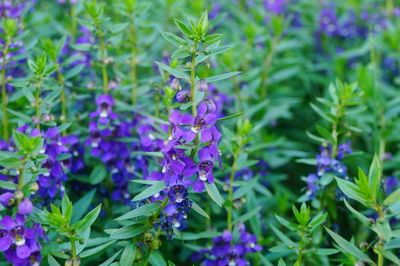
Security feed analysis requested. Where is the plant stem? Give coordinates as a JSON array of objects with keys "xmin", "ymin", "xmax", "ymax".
[
  {"xmin": 190, "ymin": 41, "xmax": 198, "ymax": 117},
  {"xmin": 189, "ymin": 41, "xmax": 199, "ymax": 159},
  {"xmin": 57, "ymin": 68, "xmax": 67, "ymax": 125},
  {"xmin": 374, "ymin": 204, "xmax": 385, "ymax": 266},
  {"xmin": 227, "ymin": 142, "xmax": 242, "ymax": 231},
  {"xmin": 1, "ymin": 39, "xmax": 9, "ymax": 141},
  {"xmin": 98, "ymin": 29, "xmax": 108, "ymax": 94},
  {"xmin": 130, "ymin": 24, "xmax": 137, "ymax": 104},
  {"xmin": 259, "ymin": 36, "xmax": 278, "ymax": 99},
  {"xmin": 35, "ymin": 83, "xmax": 41, "ymax": 130}
]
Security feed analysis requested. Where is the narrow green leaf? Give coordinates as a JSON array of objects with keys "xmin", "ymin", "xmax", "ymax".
[
  {"xmin": 120, "ymin": 243, "xmax": 136, "ymax": 266},
  {"xmin": 233, "ymin": 207, "xmax": 261, "ymax": 224},
  {"xmin": 132, "ymin": 181, "xmax": 166, "ymax": 201},
  {"xmin": 48, "ymin": 254, "xmax": 61, "ymax": 266},
  {"xmin": 191, "ymin": 201, "xmax": 210, "ymax": 219},
  {"xmin": 271, "ymin": 225, "xmax": 296, "ymax": 246},
  {"xmin": 233, "ymin": 177, "xmax": 258, "ymax": 199},
  {"xmin": 343, "ymin": 199, "xmax": 369, "ymax": 224},
  {"xmin": 217, "ymin": 111, "xmax": 246, "ymax": 122},
  {"xmin": 71, "ymin": 204, "xmax": 101, "ymax": 234},
  {"xmin": 368, "ymin": 155, "xmax": 381, "ymax": 200},
  {"xmin": 155, "ymin": 61, "xmax": 189, "ymax": 80},
  {"xmin": 99, "ymin": 249, "xmax": 122, "ymax": 266},
  {"xmin": 80, "ymin": 240, "xmax": 116, "ymax": 258},
  {"xmin": 205, "ymin": 182, "xmax": 223, "ymax": 207},
  {"xmin": 205, "ymin": 71, "xmax": 241, "ymax": 83},
  {"xmin": 115, "ymin": 203, "xmax": 159, "ymax": 221},
  {"xmin": 325, "ymin": 227, "xmax": 373, "ymax": 263}
]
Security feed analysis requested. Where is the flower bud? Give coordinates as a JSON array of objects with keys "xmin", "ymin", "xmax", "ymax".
[
  {"xmin": 176, "ymin": 90, "xmax": 191, "ymax": 103},
  {"xmin": 18, "ymin": 198, "xmax": 33, "ymax": 215},
  {"xmin": 15, "ymin": 190, "xmax": 24, "ymax": 200},
  {"xmin": 0, "ymin": 192, "xmax": 15, "ymax": 207},
  {"xmin": 170, "ymin": 78, "xmax": 181, "ymax": 91},
  {"xmin": 30, "ymin": 182, "xmax": 39, "ymax": 192},
  {"xmin": 151, "ymin": 239, "xmax": 161, "ymax": 250},
  {"xmin": 198, "ymin": 80, "xmax": 208, "ymax": 91}
]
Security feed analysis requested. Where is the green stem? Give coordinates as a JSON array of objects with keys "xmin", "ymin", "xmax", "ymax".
[
  {"xmin": 99, "ymin": 30, "xmax": 108, "ymax": 94},
  {"xmin": 130, "ymin": 24, "xmax": 137, "ymax": 104},
  {"xmin": 35, "ymin": 84, "xmax": 41, "ymax": 130},
  {"xmin": 227, "ymin": 143, "xmax": 242, "ymax": 231},
  {"xmin": 57, "ymin": 68, "xmax": 67, "ymax": 125},
  {"xmin": 190, "ymin": 41, "xmax": 198, "ymax": 117},
  {"xmin": 1, "ymin": 39, "xmax": 9, "ymax": 141},
  {"xmin": 374, "ymin": 204, "xmax": 385, "ymax": 266},
  {"xmin": 189, "ymin": 41, "xmax": 199, "ymax": 159},
  {"xmin": 260, "ymin": 36, "xmax": 278, "ymax": 99}
]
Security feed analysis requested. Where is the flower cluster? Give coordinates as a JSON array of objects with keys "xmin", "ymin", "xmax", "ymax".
[
  {"xmin": 194, "ymin": 225, "xmax": 262, "ymax": 266},
  {"xmin": 0, "ymin": 214, "xmax": 46, "ymax": 266},
  {"xmin": 305, "ymin": 142, "xmax": 352, "ymax": 198}
]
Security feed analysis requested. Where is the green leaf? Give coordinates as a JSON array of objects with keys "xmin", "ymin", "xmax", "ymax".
[
  {"xmin": 233, "ymin": 207, "xmax": 261, "ymax": 224},
  {"xmin": 343, "ymin": 199, "xmax": 369, "ymax": 225},
  {"xmin": 114, "ymin": 203, "xmax": 159, "ymax": 221},
  {"xmin": 109, "ymin": 225, "xmax": 146, "ymax": 239},
  {"xmin": 191, "ymin": 201, "xmax": 210, "ymax": 219},
  {"xmin": 233, "ymin": 177, "xmax": 258, "ymax": 199},
  {"xmin": 278, "ymin": 258, "xmax": 287, "ymax": 266},
  {"xmin": 72, "ymin": 189, "xmax": 96, "ymax": 223},
  {"xmin": 308, "ymin": 212, "xmax": 327, "ymax": 232},
  {"xmin": 325, "ymin": 227, "xmax": 373, "ymax": 263},
  {"xmin": 205, "ymin": 182, "xmax": 223, "ymax": 207},
  {"xmin": 174, "ymin": 19, "xmax": 192, "ymax": 36},
  {"xmin": 148, "ymin": 251, "xmax": 167, "ymax": 266},
  {"xmin": 310, "ymin": 103, "xmax": 333, "ymax": 123},
  {"xmin": 384, "ymin": 188, "xmax": 400, "ymax": 206},
  {"xmin": 217, "ymin": 111, "xmax": 246, "ymax": 122},
  {"xmin": 335, "ymin": 177, "xmax": 368, "ymax": 207},
  {"xmin": 99, "ymin": 249, "xmax": 122, "ymax": 266},
  {"xmin": 80, "ymin": 240, "xmax": 116, "ymax": 258},
  {"xmin": 47, "ymin": 254, "xmax": 61, "ymax": 266},
  {"xmin": 178, "ymin": 231, "xmax": 221, "ymax": 240},
  {"xmin": 64, "ymin": 64, "xmax": 85, "ymax": 79},
  {"xmin": 61, "ymin": 193, "xmax": 72, "ymax": 225},
  {"xmin": 205, "ymin": 71, "xmax": 241, "ymax": 83},
  {"xmin": 155, "ymin": 62, "xmax": 189, "ymax": 80},
  {"xmin": 0, "ymin": 180, "xmax": 18, "ymax": 190},
  {"xmin": 120, "ymin": 243, "xmax": 136, "ymax": 266},
  {"xmin": 7, "ymin": 108, "xmax": 31, "ymax": 122},
  {"xmin": 89, "ymin": 164, "xmax": 107, "ymax": 185},
  {"xmin": 161, "ymin": 32, "xmax": 190, "ymax": 47},
  {"xmin": 71, "ymin": 204, "xmax": 101, "ymax": 234},
  {"xmin": 271, "ymin": 225, "xmax": 296, "ymax": 246},
  {"xmin": 275, "ymin": 215, "xmax": 297, "ymax": 231},
  {"xmin": 368, "ymin": 155, "xmax": 381, "ymax": 200},
  {"xmin": 0, "ymin": 157, "xmax": 23, "ymax": 168},
  {"xmin": 132, "ymin": 181, "xmax": 166, "ymax": 201}
]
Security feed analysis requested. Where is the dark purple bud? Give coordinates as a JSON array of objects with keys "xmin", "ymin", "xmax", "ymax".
[{"xmin": 176, "ymin": 90, "xmax": 191, "ymax": 103}]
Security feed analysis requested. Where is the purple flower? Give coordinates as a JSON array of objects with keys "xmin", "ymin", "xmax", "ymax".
[
  {"xmin": 193, "ymin": 147, "xmax": 215, "ymax": 193},
  {"xmin": 89, "ymin": 95, "xmax": 118, "ymax": 124},
  {"xmin": 385, "ymin": 177, "xmax": 398, "ymax": 194},
  {"xmin": 264, "ymin": 0, "xmax": 285, "ymax": 14},
  {"xmin": 319, "ymin": 8, "xmax": 338, "ymax": 36},
  {"xmin": 0, "ymin": 215, "xmax": 45, "ymax": 265}
]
